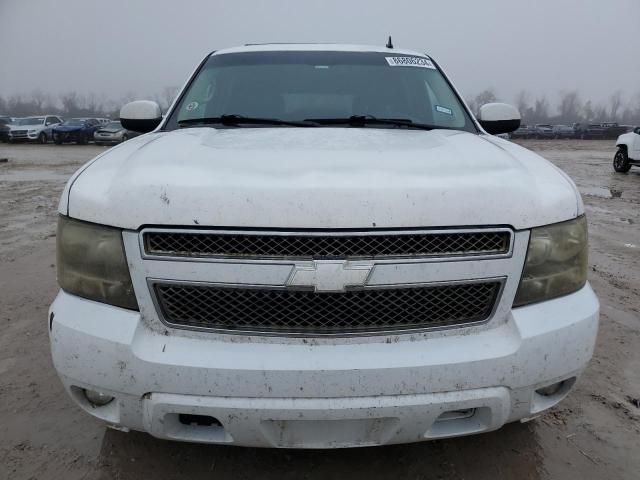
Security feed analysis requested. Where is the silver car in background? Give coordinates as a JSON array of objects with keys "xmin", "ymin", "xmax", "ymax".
[
  {"xmin": 93, "ymin": 120, "xmax": 140, "ymax": 145},
  {"xmin": 8, "ymin": 115, "xmax": 63, "ymax": 143}
]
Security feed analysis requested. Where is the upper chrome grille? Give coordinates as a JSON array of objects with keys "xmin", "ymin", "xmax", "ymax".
[
  {"xmin": 152, "ymin": 280, "xmax": 502, "ymax": 335},
  {"xmin": 144, "ymin": 229, "xmax": 511, "ymax": 260}
]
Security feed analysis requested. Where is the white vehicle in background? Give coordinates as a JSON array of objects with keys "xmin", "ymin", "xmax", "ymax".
[
  {"xmin": 49, "ymin": 44, "xmax": 598, "ymax": 449},
  {"xmin": 614, "ymin": 126, "xmax": 640, "ymax": 172},
  {"xmin": 8, "ymin": 115, "xmax": 63, "ymax": 143}
]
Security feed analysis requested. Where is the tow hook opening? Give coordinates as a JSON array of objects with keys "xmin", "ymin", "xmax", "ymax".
[
  {"xmin": 163, "ymin": 412, "xmax": 233, "ymax": 443},
  {"xmin": 531, "ymin": 377, "xmax": 577, "ymax": 414},
  {"xmin": 178, "ymin": 414, "xmax": 223, "ymax": 428},
  {"xmin": 535, "ymin": 377, "xmax": 576, "ymax": 398}
]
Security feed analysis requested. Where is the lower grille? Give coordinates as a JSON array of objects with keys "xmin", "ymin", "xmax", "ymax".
[{"xmin": 153, "ymin": 281, "xmax": 502, "ymax": 335}]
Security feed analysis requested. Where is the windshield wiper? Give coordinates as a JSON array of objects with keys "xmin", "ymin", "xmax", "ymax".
[
  {"xmin": 178, "ymin": 114, "xmax": 319, "ymax": 128},
  {"xmin": 305, "ymin": 115, "xmax": 444, "ymax": 131}
]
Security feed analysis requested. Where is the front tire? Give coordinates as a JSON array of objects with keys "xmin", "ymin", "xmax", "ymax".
[
  {"xmin": 613, "ymin": 149, "xmax": 631, "ymax": 173},
  {"xmin": 121, "ymin": 134, "xmax": 129, "ymax": 143},
  {"xmin": 38, "ymin": 132, "xmax": 47, "ymax": 144},
  {"xmin": 77, "ymin": 133, "xmax": 87, "ymax": 145},
  {"xmin": 54, "ymin": 135, "xmax": 62, "ymax": 145}
]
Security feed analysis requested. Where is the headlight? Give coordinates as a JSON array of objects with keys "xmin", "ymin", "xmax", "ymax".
[
  {"xmin": 28, "ymin": 129, "xmax": 37, "ymax": 134},
  {"xmin": 57, "ymin": 216, "xmax": 138, "ymax": 310},
  {"xmin": 513, "ymin": 216, "xmax": 588, "ymax": 307}
]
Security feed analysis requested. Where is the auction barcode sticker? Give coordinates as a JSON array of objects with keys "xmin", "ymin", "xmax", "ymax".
[{"xmin": 385, "ymin": 56, "xmax": 435, "ymax": 69}]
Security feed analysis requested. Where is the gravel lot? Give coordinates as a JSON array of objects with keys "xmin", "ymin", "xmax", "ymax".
[{"xmin": 0, "ymin": 140, "xmax": 638, "ymax": 480}]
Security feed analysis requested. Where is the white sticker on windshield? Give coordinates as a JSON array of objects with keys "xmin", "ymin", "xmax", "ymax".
[
  {"xmin": 186, "ymin": 101, "xmax": 199, "ymax": 111},
  {"xmin": 436, "ymin": 105, "xmax": 453, "ymax": 115},
  {"xmin": 385, "ymin": 56, "xmax": 435, "ymax": 69}
]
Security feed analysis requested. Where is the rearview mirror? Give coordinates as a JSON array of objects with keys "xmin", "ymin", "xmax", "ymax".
[
  {"xmin": 477, "ymin": 103, "xmax": 521, "ymax": 135},
  {"xmin": 120, "ymin": 100, "xmax": 162, "ymax": 133}
]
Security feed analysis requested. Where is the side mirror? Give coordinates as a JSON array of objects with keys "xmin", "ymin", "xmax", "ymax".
[
  {"xmin": 120, "ymin": 100, "xmax": 162, "ymax": 133},
  {"xmin": 477, "ymin": 103, "xmax": 521, "ymax": 135}
]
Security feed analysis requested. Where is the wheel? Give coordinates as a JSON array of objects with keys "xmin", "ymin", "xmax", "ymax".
[
  {"xmin": 613, "ymin": 149, "xmax": 631, "ymax": 173},
  {"xmin": 54, "ymin": 135, "xmax": 62, "ymax": 145},
  {"xmin": 38, "ymin": 132, "xmax": 47, "ymax": 144},
  {"xmin": 121, "ymin": 134, "xmax": 129, "ymax": 143},
  {"xmin": 77, "ymin": 133, "xmax": 87, "ymax": 145}
]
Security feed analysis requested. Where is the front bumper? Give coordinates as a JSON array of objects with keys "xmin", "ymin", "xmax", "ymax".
[
  {"xmin": 49, "ymin": 284, "xmax": 598, "ymax": 448},
  {"xmin": 54, "ymin": 131, "xmax": 86, "ymax": 142},
  {"xmin": 94, "ymin": 133, "xmax": 122, "ymax": 143}
]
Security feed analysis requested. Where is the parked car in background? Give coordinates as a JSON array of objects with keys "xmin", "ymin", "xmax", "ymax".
[
  {"xmin": 52, "ymin": 118, "xmax": 100, "ymax": 144},
  {"xmin": 0, "ymin": 116, "xmax": 13, "ymax": 142},
  {"xmin": 96, "ymin": 118, "xmax": 111, "ymax": 125},
  {"xmin": 510, "ymin": 124, "xmax": 535, "ymax": 139},
  {"xmin": 533, "ymin": 124, "xmax": 554, "ymax": 139},
  {"xmin": 552, "ymin": 125, "xmax": 575, "ymax": 139},
  {"xmin": 7, "ymin": 115, "xmax": 63, "ymax": 143},
  {"xmin": 613, "ymin": 126, "xmax": 640, "ymax": 173},
  {"xmin": 94, "ymin": 120, "xmax": 140, "ymax": 145},
  {"xmin": 573, "ymin": 123, "xmax": 605, "ymax": 139}
]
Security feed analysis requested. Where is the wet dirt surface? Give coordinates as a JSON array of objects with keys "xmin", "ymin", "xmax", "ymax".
[{"xmin": 0, "ymin": 140, "xmax": 638, "ymax": 479}]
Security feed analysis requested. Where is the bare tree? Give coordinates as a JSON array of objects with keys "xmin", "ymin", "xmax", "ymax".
[
  {"xmin": 609, "ymin": 90, "xmax": 623, "ymax": 120},
  {"xmin": 582, "ymin": 100, "xmax": 594, "ymax": 122},
  {"xmin": 533, "ymin": 97, "xmax": 550, "ymax": 123},
  {"xmin": 31, "ymin": 89, "xmax": 50, "ymax": 113},
  {"xmin": 60, "ymin": 92, "xmax": 79, "ymax": 115},
  {"xmin": 82, "ymin": 92, "xmax": 101, "ymax": 115},
  {"xmin": 474, "ymin": 89, "xmax": 497, "ymax": 110},
  {"xmin": 594, "ymin": 104, "xmax": 608, "ymax": 121},
  {"xmin": 558, "ymin": 91, "xmax": 581, "ymax": 123},
  {"xmin": 515, "ymin": 90, "xmax": 529, "ymax": 115}
]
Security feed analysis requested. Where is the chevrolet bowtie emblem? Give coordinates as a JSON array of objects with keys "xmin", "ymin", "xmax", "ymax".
[{"xmin": 287, "ymin": 261, "xmax": 374, "ymax": 292}]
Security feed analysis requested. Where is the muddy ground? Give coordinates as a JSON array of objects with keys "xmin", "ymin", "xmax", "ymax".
[{"xmin": 0, "ymin": 140, "xmax": 638, "ymax": 479}]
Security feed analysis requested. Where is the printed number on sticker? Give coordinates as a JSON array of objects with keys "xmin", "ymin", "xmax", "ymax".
[{"xmin": 386, "ymin": 56, "xmax": 435, "ymax": 69}]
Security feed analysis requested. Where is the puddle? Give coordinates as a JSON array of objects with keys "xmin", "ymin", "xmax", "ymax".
[
  {"xmin": 0, "ymin": 169, "xmax": 71, "ymax": 182},
  {"xmin": 580, "ymin": 186, "xmax": 624, "ymax": 199}
]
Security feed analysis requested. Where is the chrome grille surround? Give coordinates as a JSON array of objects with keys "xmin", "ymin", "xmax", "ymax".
[
  {"xmin": 142, "ymin": 228, "xmax": 512, "ymax": 260},
  {"xmin": 150, "ymin": 279, "xmax": 505, "ymax": 336}
]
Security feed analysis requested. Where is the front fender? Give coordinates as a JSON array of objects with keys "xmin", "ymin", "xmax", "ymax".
[{"xmin": 616, "ymin": 132, "xmax": 636, "ymax": 149}]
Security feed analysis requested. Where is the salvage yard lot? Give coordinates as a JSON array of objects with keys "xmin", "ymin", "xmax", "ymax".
[{"xmin": 0, "ymin": 140, "xmax": 638, "ymax": 480}]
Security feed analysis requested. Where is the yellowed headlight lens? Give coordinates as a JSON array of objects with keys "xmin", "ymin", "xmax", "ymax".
[
  {"xmin": 514, "ymin": 216, "xmax": 588, "ymax": 307},
  {"xmin": 57, "ymin": 216, "xmax": 138, "ymax": 310}
]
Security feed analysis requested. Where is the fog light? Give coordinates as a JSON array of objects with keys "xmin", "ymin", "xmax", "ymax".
[
  {"xmin": 83, "ymin": 389, "xmax": 115, "ymax": 407},
  {"xmin": 536, "ymin": 380, "xmax": 567, "ymax": 397}
]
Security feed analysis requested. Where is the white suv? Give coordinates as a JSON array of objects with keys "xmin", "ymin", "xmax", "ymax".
[
  {"xmin": 49, "ymin": 44, "xmax": 598, "ymax": 448},
  {"xmin": 9, "ymin": 115, "xmax": 63, "ymax": 143}
]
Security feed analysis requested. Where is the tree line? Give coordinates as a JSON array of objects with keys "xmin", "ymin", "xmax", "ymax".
[
  {"xmin": 467, "ymin": 89, "xmax": 640, "ymax": 126},
  {"xmin": 0, "ymin": 87, "xmax": 179, "ymax": 119},
  {"xmin": 2, "ymin": 87, "xmax": 640, "ymax": 126}
]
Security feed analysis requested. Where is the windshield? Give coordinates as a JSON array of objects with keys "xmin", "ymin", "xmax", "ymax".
[
  {"xmin": 165, "ymin": 51, "xmax": 476, "ymax": 132},
  {"xmin": 105, "ymin": 121, "xmax": 122, "ymax": 129},
  {"xmin": 16, "ymin": 117, "xmax": 45, "ymax": 126},
  {"xmin": 63, "ymin": 119, "xmax": 85, "ymax": 126}
]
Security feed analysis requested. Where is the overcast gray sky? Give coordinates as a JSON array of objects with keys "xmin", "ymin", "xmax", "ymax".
[{"xmin": 1, "ymin": 0, "xmax": 639, "ymax": 109}]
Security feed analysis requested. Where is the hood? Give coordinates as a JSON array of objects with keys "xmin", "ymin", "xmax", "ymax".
[
  {"xmin": 55, "ymin": 124, "xmax": 86, "ymax": 132},
  {"xmin": 11, "ymin": 123, "xmax": 41, "ymax": 130},
  {"xmin": 97, "ymin": 128, "xmax": 123, "ymax": 134},
  {"xmin": 63, "ymin": 128, "xmax": 581, "ymax": 230}
]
